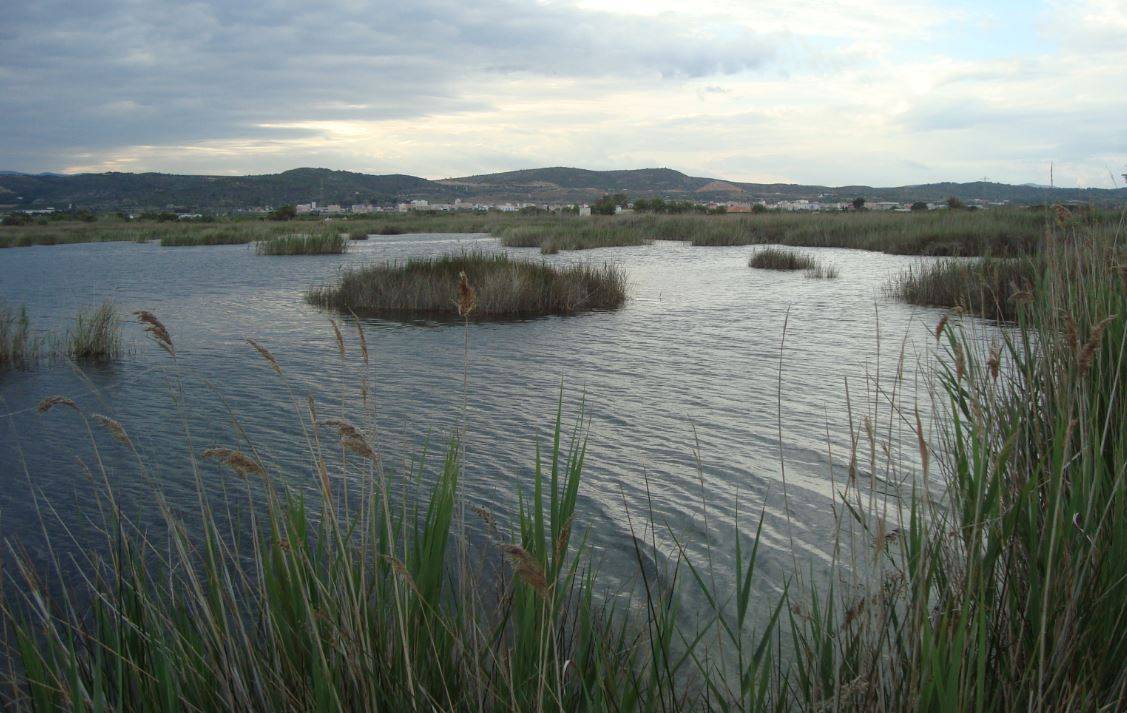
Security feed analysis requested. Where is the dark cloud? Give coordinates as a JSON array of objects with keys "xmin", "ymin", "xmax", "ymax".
[{"xmin": 0, "ymin": 0, "xmax": 776, "ymax": 170}]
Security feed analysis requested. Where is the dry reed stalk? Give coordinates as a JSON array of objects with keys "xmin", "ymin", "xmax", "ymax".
[
  {"xmin": 987, "ymin": 345, "xmax": 1001, "ymax": 381},
  {"xmin": 355, "ymin": 318, "xmax": 369, "ymax": 365},
  {"xmin": 134, "ymin": 310, "xmax": 174, "ymax": 355},
  {"xmin": 935, "ymin": 314, "xmax": 949, "ymax": 341},
  {"xmin": 322, "ymin": 419, "xmax": 377, "ymax": 461},
  {"xmin": 36, "ymin": 395, "xmax": 78, "ymax": 414},
  {"xmin": 329, "ymin": 318, "xmax": 346, "ymax": 361},
  {"xmin": 201, "ymin": 447, "xmax": 265, "ymax": 477},
  {"xmin": 93, "ymin": 414, "xmax": 132, "ymax": 447},
  {"xmin": 455, "ymin": 271, "xmax": 477, "ymax": 317},
  {"xmin": 246, "ymin": 338, "xmax": 282, "ymax": 375},
  {"xmin": 1077, "ymin": 315, "xmax": 1117, "ymax": 374}
]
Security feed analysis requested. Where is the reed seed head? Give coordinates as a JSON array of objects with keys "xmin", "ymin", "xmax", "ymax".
[
  {"xmin": 502, "ymin": 544, "xmax": 549, "ymax": 598},
  {"xmin": 134, "ymin": 310, "xmax": 174, "ymax": 355},
  {"xmin": 201, "ymin": 447, "xmax": 265, "ymax": 477},
  {"xmin": 93, "ymin": 414, "xmax": 132, "ymax": 447},
  {"xmin": 246, "ymin": 338, "xmax": 283, "ymax": 375},
  {"xmin": 37, "ymin": 395, "xmax": 78, "ymax": 414},
  {"xmin": 455, "ymin": 271, "xmax": 477, "ymax": 318}
]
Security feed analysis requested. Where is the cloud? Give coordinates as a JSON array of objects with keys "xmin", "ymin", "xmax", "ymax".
[{"xmin": 0, "ymin": 0, "xmax": 1124, "ymax": 187}]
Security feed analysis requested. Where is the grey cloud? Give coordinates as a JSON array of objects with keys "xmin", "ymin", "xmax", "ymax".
[{"xmin": 0, "ymin": 0, "xmax": 777, "ymax": 170}]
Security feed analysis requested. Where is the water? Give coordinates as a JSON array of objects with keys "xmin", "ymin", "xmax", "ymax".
[{"xmin": 0, "ymin": 235, "xmax": 962, "ymax": 599}]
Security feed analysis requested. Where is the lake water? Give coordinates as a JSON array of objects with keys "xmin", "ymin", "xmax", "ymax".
[{"xmin": 0, "ymin": 234, "xmax": 961, "ymax": 599}]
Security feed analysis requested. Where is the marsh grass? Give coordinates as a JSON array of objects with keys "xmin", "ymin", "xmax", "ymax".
[
  {"xmin": 887, "ymin": 256, "xmax": 1037, "ymax": 320},
  {"xmin": 307, "ymin": 251, "xmax": 627, "ymax": 318},
  {"xmin": 5, "ymin": 209, "xmax": 1107, "ymax": 256},
  {"xmin": 3, "ymin": 215, "xmax": 1125, "ymax": 711},
  {"xmin": 803, "ymin": 263, "xmax": 839, "ymax": 279},
  {"xmin": 0, "ymin": 303, "xmax": 38, "ymax": 370},
  {"xmin": 748, "ymin": 247, "xmax": 818, "ymax": 270},
  {"xmin": 0, "ymin": 301, "xmax": 124, "ymax": 370},
  {"xmin": 59, "ymin": 301, "xmax": 124, "ymax": 361},
  {"xmin": 256, "ymin": 232, "xmax": 349, "ymax": 255}
]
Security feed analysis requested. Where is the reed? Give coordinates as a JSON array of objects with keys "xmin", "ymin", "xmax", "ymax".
[
  {"xmin": 3, "ymin": 214, "xmax": 1125, "ymax": 711},
  {"xmin": 803, "ymin": 262, "xmax": 839, "ymax": 279},
  {"xmin": 256, "ymin": 232, "xmax": 349, "ymax": 255},
  {"xmin": 0, "ymin": 302, "xmax": 37, "ymax": 370},
  {"xmin": 887, "ymin": 256, "xmax": 1037, "ymax": 320},
  {"xmin": 748, "ymin": 247, "xmax": 818, "ymax": 270},
  {"xmin": 307, "ymin": 251, "xmax": 627, "ymax": 318},
  {"xmin": 4, "ymin": 208, "xmax": 1109, "ymax": 256},
  {"xmin": 59, "ymin": 301, "xmax": 124, "ymax": 362}
]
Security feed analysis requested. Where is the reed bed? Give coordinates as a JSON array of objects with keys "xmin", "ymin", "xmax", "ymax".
[
  {"xmin": 496, "ymin": 220, "xmax": 650, "ymax": 251},
  {"xmin": 255, "ymin": 232, "xmax": 349, "ymax": 255},
  {"xmin": 748, "ymin": 247, "xmax": 818, "ymax": 270},
  {"xmin": 803, "ymin": 262, "xmax": 839, "ymax": 279},
  {"xmin": 0, "ymin": 301, "xmax": 124, "ymax": 370},
  {"xmin": 59, "ymin": 301, "xmax": 124, "ymax": 361},
  {"xmin": 4, "ymin": 208, "xmax": 1104, "ymax": 256},
  {"xmin": 307, "ymin": 251, "xmax": 627, "ymax": 318},
  {"xmin": 2, "ymin": 215, "xmax": 1125, "ymax": 711},
  {"xmin": 887, "ymin": 256, "xmax": 1037, "ymax": 320}
]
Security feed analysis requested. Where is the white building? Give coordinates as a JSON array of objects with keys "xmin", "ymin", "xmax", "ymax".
[
  {"xmin": 296, "ymin": 202, "xmax": 317, "ymax": 214},
  {"xmin": 578, "ymin": 205, "xmax": 591, "ymax": 217},
  {"xmin": 351, "ymin": 203, "xmax": 374, "ymax": 214}
]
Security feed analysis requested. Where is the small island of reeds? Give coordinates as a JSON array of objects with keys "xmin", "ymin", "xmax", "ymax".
[
  {"xmin": 748, "ymin": 247, "xmax": 817, "ymax": 270},
  {"xmin": 307, "ymin": 252, "xmax": 627, "ymax": 318}
]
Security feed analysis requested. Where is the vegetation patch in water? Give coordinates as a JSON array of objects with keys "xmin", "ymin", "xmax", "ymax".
[
  {"xmin": 887, "ymin": 256, "xmax": 1037, "ymax": 320},
  {"xmin": 59, "ymin": 301, "xmax": 124, "ymax": 362},
  {"xmin": 307, "ymin": 251, "xmax": 627, "ymax": 318},
  {"xmin": 0, "ymin": 300, "xmax": 124, "ymax": 369},
  {"xmin": 0, "ymin": 303, "xmax": 38, "ymax": 370},
  {"xmin": 256, "ymin": 232, "xmax": 348, "ymax": 255},
  {"xmin": 748, "ymin": 247, "xmax": 817, "ymax": 270}
]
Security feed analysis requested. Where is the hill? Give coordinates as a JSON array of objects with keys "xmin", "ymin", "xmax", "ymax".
[{"xmin": 1, "ymin": 166, "xmax": 1123, "ymax": 210}]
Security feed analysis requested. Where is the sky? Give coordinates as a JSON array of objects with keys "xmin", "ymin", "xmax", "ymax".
[{"xmin": 1, "ymin": 0, "xmax": 1124, "ymax": 187}]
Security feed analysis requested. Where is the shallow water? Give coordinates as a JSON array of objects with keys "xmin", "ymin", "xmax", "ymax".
[{"xmin": 0, "ymin": 235, "xmax": 965, "ymax": 598}]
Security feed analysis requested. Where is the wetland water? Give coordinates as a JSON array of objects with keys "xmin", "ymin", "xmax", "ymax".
[{"xmin": 0, "ymin": 234, "xmax": 971, "ymax": 596}]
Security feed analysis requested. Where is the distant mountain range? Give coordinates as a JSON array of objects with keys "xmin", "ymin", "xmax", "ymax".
[{"xmin": 1, "ymin": 166, "xmax": 1123, "ymax": 210}]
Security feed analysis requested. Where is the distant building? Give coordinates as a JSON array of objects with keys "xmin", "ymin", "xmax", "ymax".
[
  {"xmin": 351, "ymin": 203, "xmax": 374, "ymax": 214},
  {"xmin": 578, "ymin": 205, "xmax": 592, "ymax": 217},
  {"xmin": 296, "ymin": 202, "xmax": 317, "ymax": 214}
]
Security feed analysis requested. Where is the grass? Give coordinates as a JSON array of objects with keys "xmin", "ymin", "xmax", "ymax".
[
  {"xmin": 0, "ymin": 302, "xmax": 37, "ymax": 370},
  {"xmin": 6, "ymin": 208, "xmax": 1109, "ymax": 256},
  {"xmin": 887, "ymin": 257, "xmax": 1039, "ymax": 320},
  {"xmin": 3, "ymin": 214, "xmax": 1125, "ymax": 710},
  {"xmin": 803, "ymin": 262, "xmax": 839, "ymax": 279},
  {"xmin": 255, "ymin": 232, "xmax": 349, "ymax": 255},
  {"xmin": 0, "ymin": 301, "xmax": 124, "ymax": 370},
  {"xmin": 307, "ymin": 251, "xmax": 628, "ymax": 318},
  {"xmin": 749, "ymin": 247, "xmax": 839, "ymax": 279},
  {"xmin": 59, "ymin": 301, "xmax": 124, "ymax": 361},
  {"xmin": 748, "ymin": 247, "xmax": 818, "ymax": 270}
]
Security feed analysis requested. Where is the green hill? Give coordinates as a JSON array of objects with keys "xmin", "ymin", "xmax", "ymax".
[{"xmin": 1, "ymin": 166, "xmax": 1123, "ymax": 210}]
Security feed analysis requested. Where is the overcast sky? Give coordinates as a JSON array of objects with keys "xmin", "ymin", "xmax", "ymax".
[{"xmin": 1, "ymin": 0, "xmax": 1124, "ymax": 186}]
